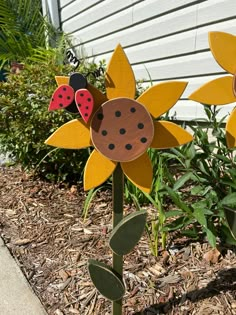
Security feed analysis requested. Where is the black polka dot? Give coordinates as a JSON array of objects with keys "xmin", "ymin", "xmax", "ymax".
[
  {"xmin": 85, "ymin": 113, "xmax": 88, "ymax": 117},
  {"xmin": 67, "ymin": 96, "xmax": 71, "ymax": 100},
  {"xmin": 85, "ymin": 106, "xmax": 89, "ymax": 110},
  {"xmin": 77, "ymin": 103, "xmax": 81, "ymax": 107},
  {"xmin": 59, "ymin": 103, "xmax": 63, "ymax": 107},
  {"xmin": 101, "ymin": 130, "xmax": 107, "ymax": 136},
  {"xmin": 58, "ymin": 94, "xmax": 63, "ymax": 98},
  {"xmin": 119, "ymin": 128, "xmax": 126, "ymax": 135},
  {"xmin": 52, "ymin": 98, "xmax": 54, "ymax": 101},
  {"xmin": 138, "ymin": 123, "xmax": 144, "ymax": 129},
  {"xmin": 63, "ymin": 87, "xmax": 66, "ymax": 91},
  {"xmin": 80, "ymin": 93, "xmax": 84, "ymax": 97},
  {"xmin": 115, "ymin": 111, "xmax": 121, "ymax": 117},
  {"xmin": 87, "ymin": 98, "xmax": 91, "ymax": 102},
  {"xmin": 97, "ymin": 113, "xmax": 104, "ymax": 120},
  {"xmin": 140, "ymin": 137, "xmax": 147, "ymax": 143},
  {"xmin": 125, "ymin": 144, "xmax": 132, "ymax": 150},
  {"xmin": 130, "ymin": 107, "xmax": 136, "ymax": 113},
  {"xmin": 108, "ymin": 143, "xmax": 115, "ymax": 150}
]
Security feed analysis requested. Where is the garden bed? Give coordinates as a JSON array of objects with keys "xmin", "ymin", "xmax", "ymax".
[{"xmin": 0, "ymin": 166, "xmax": 236, "ymax": 315}]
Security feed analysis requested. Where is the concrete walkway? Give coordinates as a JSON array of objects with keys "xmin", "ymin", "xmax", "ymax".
[{"xmin": 0, "ymin": 237, "xmax": 47, "ymax": 315}]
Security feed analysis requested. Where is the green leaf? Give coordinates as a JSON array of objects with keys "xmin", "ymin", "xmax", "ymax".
[
  {"xmin": 173, "ymin": 172, "xmax": 193, "ymax": 191},
  {"xmin": 221, "ymin": 224, "xmax": 236, "ymax": 245},
  {"xmin": 221, "ymin": 193, "xmax": 236, "ymax": 207},
  {"xmin": 163, "ymin": 216, "xmax": 194, "ymax": 232},
  {"xmin": 204, "ymin": 228, "xmax": 216, "ymax": 248},
  {"xmin": 180, "ymin": 227, "xmax": 198, "ymax": 239},
  {"xmin": 224, "ymin": 207, "xmax": 236, "ymax": 239},
  {"xmin": 164, "ymin": 210, "xmax": 184, "ymax": 218},
  {"xmin": 109, "ymin": 210, "xmax": 147, "ymax": 255},
  {"xmin": 88, "ymin": 259, "xmax": 125, "ymax": 301},
  {"xmin": 193, "ymin": 208, "xmax": 207, "ymax": 228},
  {"xmin": 191, "ymin": 185, "xmax": 203, "ymax": 195},
  {"xmin": 164, "ymin": 186, "xmax": 192, "ymax": 214}
]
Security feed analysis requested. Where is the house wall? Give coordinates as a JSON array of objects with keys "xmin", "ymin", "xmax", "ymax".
[{"xmin": 58, "ymin": 0, "xmax": 236, "ymax": 121}]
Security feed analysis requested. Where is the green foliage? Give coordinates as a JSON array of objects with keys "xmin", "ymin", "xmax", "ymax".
[
  {"xmin": 165, "ymin": 106, "xmax": 236, "ymax": 245},
  {"xmin": 0, "ymin": 0, "xmax": 58, "ymax": 65},
  {"xmin": 0, "ymin": 56, "xmax": 106, "ymax": 182},
  {"xmin": 125, "ymin": 106, "xmax": 236, "ymax": 254}
]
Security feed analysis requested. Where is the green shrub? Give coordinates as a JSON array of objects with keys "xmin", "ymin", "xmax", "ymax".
[{"xmin": 0, "ymin": 58, "xmax": 106, "ymax": 182}]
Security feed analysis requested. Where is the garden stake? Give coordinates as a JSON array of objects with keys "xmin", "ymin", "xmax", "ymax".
[
  {"xmin": 45, "ymin": 44, "xmax": 193, "ymax": 313},
  {"xmin": 112, "ymin": 163, "xmax": 124, "ymax": 315}
]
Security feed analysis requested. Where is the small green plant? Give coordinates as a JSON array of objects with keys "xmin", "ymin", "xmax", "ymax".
[{"xmin": 163, "ymin": 106, "xmax": 236, "ymax": 246}]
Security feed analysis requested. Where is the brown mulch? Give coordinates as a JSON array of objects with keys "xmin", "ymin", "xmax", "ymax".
[{"xmin": 0, "ymin": 166, "xmax": 236, "ymax": 315}]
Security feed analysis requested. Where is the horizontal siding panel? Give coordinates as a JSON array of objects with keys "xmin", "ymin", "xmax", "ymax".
[
  {"xmin": 61, "ymin": 0, "xmax": 142, "ymax": 29},
  {"xmin": 197, "ymin": 0, "xmax": 236, "ymax": 25},
  {"xmin": 62, "ymin": 0, "xmax": 203, "ymax": 32},
  {"xmin": 80, "ymin": 18, "xmax": 236, "ymax": 61},
  {"xmin": 132, "ymin": 0, "xmax": 203, "ymax": 23},
  {"xmin": 73, "ymin": 0, "xmax": 236, "ymax": 56},
  {"xmin": 59, "ymin": 0, "xmax": 75, "ymax": 9},
  {"xmin": 61, "ymin": 0, "xmax": 104, "ymax": 22},
  {"xmin": 132, "ymin": 52, "xmax": 223, "ymax": 81},
  {"xmin": 71, "ymin": 4, "xmax": 197, "ymax": 46},
  {"xmin": 169, "ymin": 100, "xmax": 235, "ymax": 121}
]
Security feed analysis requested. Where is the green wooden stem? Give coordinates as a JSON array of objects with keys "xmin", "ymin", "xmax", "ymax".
[{"xmin": 112, "ymin": 163, "xmax": 124, "ymax": 315}]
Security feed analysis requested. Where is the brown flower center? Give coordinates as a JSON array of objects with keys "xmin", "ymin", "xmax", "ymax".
[{"xmin": 90, "ymin": 98, "xmax": 154, "ymax": 162}]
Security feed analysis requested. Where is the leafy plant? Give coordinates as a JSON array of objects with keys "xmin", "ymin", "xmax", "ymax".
[
  {"xmin": 0, "ymin": 0, "xmax": 59, "ymax": 66},
  {"xmin": 164, "ymin": 105, "xmax": 236, "ymax": 246}
]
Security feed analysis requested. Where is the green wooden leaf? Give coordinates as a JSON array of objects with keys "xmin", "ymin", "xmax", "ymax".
[
  {"xmin": 224, "ymin": 207, "xmax": 236, "ymax": 239},
  {"xmin": 109, "ymin": 210, "xmax": 147, "ymax": 255},
  {"xmin": 88, "ymin": 259, "xmax": 125, "ymax": 301}
]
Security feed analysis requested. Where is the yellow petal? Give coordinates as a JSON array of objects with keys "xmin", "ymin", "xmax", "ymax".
[
  {"xmin": 137, "ymin": 82, "xmax": 187, "ymax": 118},
  {"xmin": 226, "ymin": 108, "xmax": 236, "ymax": 148},
  {"xmin": 151, "ymin": 121, "xmax": 193, "ymax": 149},
  {"xmin": 55, "ymin": 76, "xmax": 69, "ymax": 86},
  {"xmin": 209, "ymin": 32, "xmax": 236, "ymax": 74},
  {"xmin": 45, "ymin": 119, "xmax": 92, "ymax": 149},
  {"xmin": 87, "ymin": 83, "xmax": 107, "ymax": 113},
  {"xmin": 121, "ymin": 153, "xmax": 153, "ymax": 193},
  {"xmin": 189, "ymin": 76, "xmax": 236, "ymax": 105},
  {"xmin": 84, "ymin": 150, "xmax": 117, "ymax": 190},
  {"xmin": 105, "ymin": 44, "xmax": 136, "ymax": 99}
]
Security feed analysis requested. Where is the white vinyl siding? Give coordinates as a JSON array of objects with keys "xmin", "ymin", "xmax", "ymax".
[{"xmin": 52, "ymin": 0, "xmax": 236, "ymax": 121}]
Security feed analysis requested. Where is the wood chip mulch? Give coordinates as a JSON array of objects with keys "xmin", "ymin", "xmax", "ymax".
[{"xmin": 0, "ymin": 166, "xmax": 236, "ymax": 315}]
